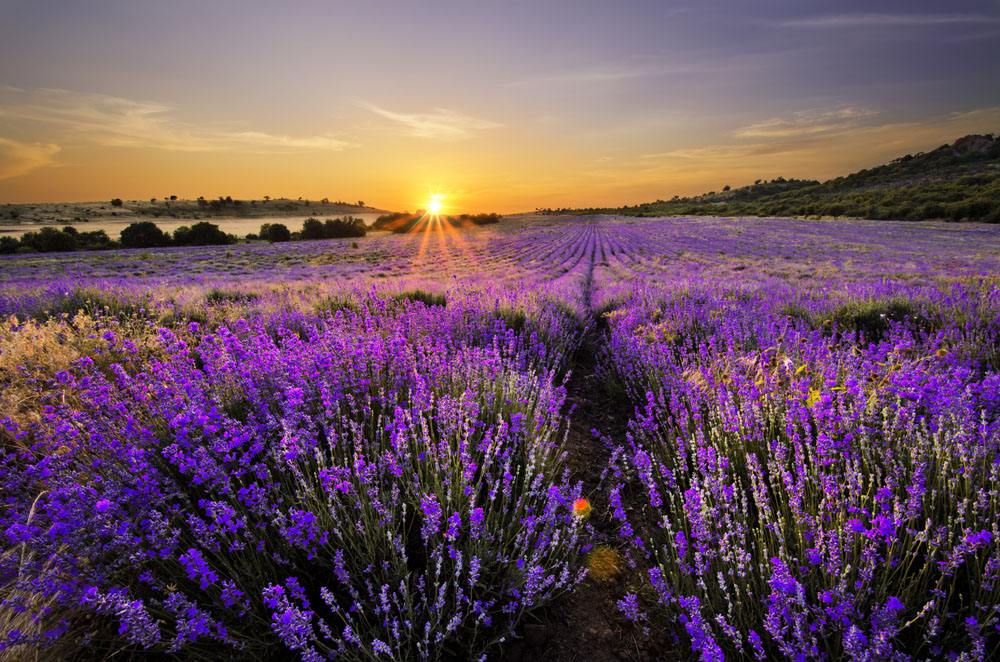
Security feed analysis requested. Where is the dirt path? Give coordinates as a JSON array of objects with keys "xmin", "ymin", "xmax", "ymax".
[
  {"xmin": 504, "ymin": 233, "xmax": 675, "ymax": 661},
  {"xmin": 504, "ymin": 325, "xmax": 667, "ymax": 662}
]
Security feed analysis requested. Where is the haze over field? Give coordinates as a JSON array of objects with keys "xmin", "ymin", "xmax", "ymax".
[{"xmin": 1, "ymin": 0, "xmax": 999, "ymax": 212}]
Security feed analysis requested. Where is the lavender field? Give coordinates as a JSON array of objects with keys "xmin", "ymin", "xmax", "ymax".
[{"xmin": 1, "ymin": 215, "xmax": 998, "ymax": 660}]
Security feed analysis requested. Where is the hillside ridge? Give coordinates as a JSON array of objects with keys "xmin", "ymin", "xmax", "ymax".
[{"xmin": 558, "ymin": 133, "xmax": 1000, "ymax": 222}]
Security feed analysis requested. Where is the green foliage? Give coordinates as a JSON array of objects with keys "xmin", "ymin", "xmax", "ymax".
[
  {"xmin": 315, "ymin": 294, "xmax": 361, "ymax": 316},
  {"xmin": 205, "ymin": 288, "xmax": 260, "ymax": 305},
  {"xmin": 259, "ymin": 222, "xmax": 291, "ymax": 243},
  {"xmin": 394, "ymin": 289, "xmax": 447, "ymax": 307},
  {"xmin": 11, "ymin": 226, "xmax": 117, "ymax": 253},
  {"xmin": 300, "ymin": 216, "xmax": 367, "ymax": 240},
  {"xmin": 40, "ymin": 288, "xmax": 150, "ymax": 320},
  {"xmin": 121, "ymin": 221, "xmax": 171, "ymax": 248},
  {"xmin": 173, "ymin": 222, "xmax": 234, "ymax": 246},
  {"xmin": 827, "ymin": 298, "xmax": 930, "ymax": 343}
]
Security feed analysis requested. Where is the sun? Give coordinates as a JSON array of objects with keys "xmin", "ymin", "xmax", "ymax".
[{"xmin": 427, "ymin": 194, "xmax": 444, "ymax": 215}]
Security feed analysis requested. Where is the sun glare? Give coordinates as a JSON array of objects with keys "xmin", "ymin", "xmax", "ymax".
[{"xmin": 427, "ymin": 194, "xmax": 444, "ymax": 215}]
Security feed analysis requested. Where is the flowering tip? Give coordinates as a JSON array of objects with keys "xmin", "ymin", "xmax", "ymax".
[{"xmin": 572, "ymin": 498, "xmax": 592, "ymax": 519}]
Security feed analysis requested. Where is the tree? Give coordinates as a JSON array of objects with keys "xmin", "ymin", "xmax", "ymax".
[
  {"xmin": 169, "ymin": 195, "xmax": 177, "ymax": 201},
  {"xmin": 300, "ymin": 217, "xmax": 326, "ymax": 240},
  {"xmin": 110, "ymin": 198, "xmax": 123, "ymax": 207},
  {"xmin": 76, "ymin": 230, "xmax": 114, "ymax": 250},
  {"xmin": 121, "ymin": 221, "xmax": 171, "ymax": 248},
  {"xmin": 173, "ymin": 222, "xmax": 233, "ymax": 246},
  {"xmin": 260, "ymin": 222, "xmax": 291, "ymax": 243},
  {"xmin": 322, "ymin": 216, "xmax": 367, "ymax": 238},
  {"xmin": 0, "ymin": 236, "xmax": 20, "ymax": 254},
  {"xmin": 21, "ymin": 226, "xmax": 77, "ymax": 252},
  {"xmin": 357, "ymin": 200, "xmax": 365, "ymax": 207}
]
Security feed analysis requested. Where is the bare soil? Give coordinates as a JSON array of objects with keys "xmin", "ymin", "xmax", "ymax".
[{"xmin": 503, "ymin": 328, "xmax": 678, "ymax": 662}]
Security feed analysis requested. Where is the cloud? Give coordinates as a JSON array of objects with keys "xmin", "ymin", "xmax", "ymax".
[
  {"xmin": 733, "ymin": 106, "xmax": 879, "ymax": 139},
  {"xmin": 357, "ymin": 101, "xmax": 501, "ymax": 139},
  {"xmin": 636, "ymin": 106, "xmax": 1000, "ymax": 183},
  {"xmin": 0, "ymin": 136, "xmax": 60, "ymax": 180},
  {"xmin": 775, "ymin": 13, "xmax": 1000, "ymax": 29},
  {"xmin": 508, "ymin": 61, "xmax": 720, "ymax": 87},
  {"xmin": 0, "ymin": 86, "xmax": 355, "ymax": 153}
]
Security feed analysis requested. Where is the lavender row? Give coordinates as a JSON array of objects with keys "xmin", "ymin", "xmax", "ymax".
[
  {"xmin": 600, "ymin": 279, "xmax": 999, "ymax": 658},
  {"xmin": 1, "ymin": 294, "xmax": 588, "ymax": 659}
]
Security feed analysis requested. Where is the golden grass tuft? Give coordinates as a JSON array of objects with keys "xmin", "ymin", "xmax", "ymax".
[{"xmin": 586, "ymin": 545, "xmax": 623, "ymax": 582}]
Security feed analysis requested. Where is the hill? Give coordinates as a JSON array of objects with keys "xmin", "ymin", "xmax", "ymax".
[
  {"xmin": 1, "ymin": 197, "xmax": 387, "ymax": 226},
  {"xmin": 561, "ymin": 134, "xmax": 1000, "ymax": 222}
]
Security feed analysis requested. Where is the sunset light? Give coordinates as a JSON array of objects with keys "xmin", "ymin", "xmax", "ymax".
[{"xmin": 2, "ymin": 2, "xmax": 998, "ymax": 660}]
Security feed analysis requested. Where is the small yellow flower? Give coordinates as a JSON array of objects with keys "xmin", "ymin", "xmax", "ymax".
[
  {"xmin": 572, "ymin": 498, "xmax": 592, "ymax": 520},
  {"xmin": 935, "ymin": 348, "xmax": 948, "ymax": 358},
  {"xmin": 806, "ymin": 388, "xmax": 822, "ymax": 408}
]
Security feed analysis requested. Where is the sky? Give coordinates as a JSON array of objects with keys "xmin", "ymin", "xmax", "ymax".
[{"xmin": 0, "ymin": 0, "xmax": 998, "ymax": 213}]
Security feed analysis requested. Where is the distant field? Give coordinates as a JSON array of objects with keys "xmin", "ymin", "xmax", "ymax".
[{"xmin": 2, "ymin": 215, "xmax": 998, "ymax": 660}]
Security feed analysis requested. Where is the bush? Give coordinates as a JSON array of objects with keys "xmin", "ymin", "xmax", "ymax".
[
  {"xmin": 259, "ymin": 223, "xmax": 291, "ymax": 243},
  {"xmin": 394, "ymin": 289, "xmax": 447, "ymax": 307},
  {"xmin": 173, "ymin": 222, "xmax": 234, "ymax": 246},
  {"xmin": 20, "ymin": 226, "xmax": 78, "ymax": 252},
  {"xmin": 300, "ymin": 217, "xmax": 367, "ymax": 240},
  {"xmin": 121, "ymin": 221, "xmax": 172, "ymax": 249},
  {"xmin": 204, "ymin": 288, "xmax": 261, "ymax": 305},
  {"xmin": 323, "ymin": 217, "xmax": 366, "ymax": 238}
]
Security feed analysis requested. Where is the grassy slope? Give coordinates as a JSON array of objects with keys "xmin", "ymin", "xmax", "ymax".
[{"xmin": 570, "ymin": 133, "xmax": 1000, "ymax": 222}]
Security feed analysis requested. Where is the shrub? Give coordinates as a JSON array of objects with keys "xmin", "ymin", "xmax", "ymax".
[
  {"xmin": 121, "ymin": 221, "xmax": 172, "ymax": 248},
  {"xmin": 259, "ymin": 223, "xmax": 291, "ymax": 243},
  {"xmin": 394, "ymin": 289, "xmax": 447, "ymax": 307},
  {"xmin": 322, "ymin": 217, "xmax": 366, "ymax": 238},
  {"xmin": 20, "ymin": 226, "xmax": 78, "ymax": 252},
  {"xmin": 300, "ymin": 217, "xmax": 327, "ymax": 240},
  {"xmin": 173, "ymin": 222, "xmax": 234, "ymax": 246},
  {"xmin": 204, "ymin": 288, "xmax": 261, "ymax": 305}
]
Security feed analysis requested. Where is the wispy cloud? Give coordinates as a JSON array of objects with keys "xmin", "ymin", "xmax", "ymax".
[
  {"xmin": 0, "ymin": 136, "xmax": 60, "ymax": 180},
  {"xmin": 639, "ymin": 106, "xmax": 1000, "ymax": 172},
  {"xmin": 0, "ymin": 86, "xmax": 354, "ymax": 153},
  {"xmin": 733, "ymin": 106, "xmax": 878, "ymax": 139},
  {"xmin": 775, "ymin": 13, "xmax": 1000, "ymax": 29},
  {"xmin": 507, "ymin": 61, "xmax": 723, "ymax": 87},
  {"xmin": 356, "ymin": 101, "xmax": 501, "ymax": 140}
]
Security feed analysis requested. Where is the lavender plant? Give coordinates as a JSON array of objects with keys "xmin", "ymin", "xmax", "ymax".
[
  {"xmin": 603, "ymin": 285, "xmax": 999, "ymax": 659},
  {"xmin": 2, "ymin": 301, "xmax": 587, "ymax": 659},
  {"xmin": 2, "ymin": 215, "xmax": 998, "ymax": 660}
]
